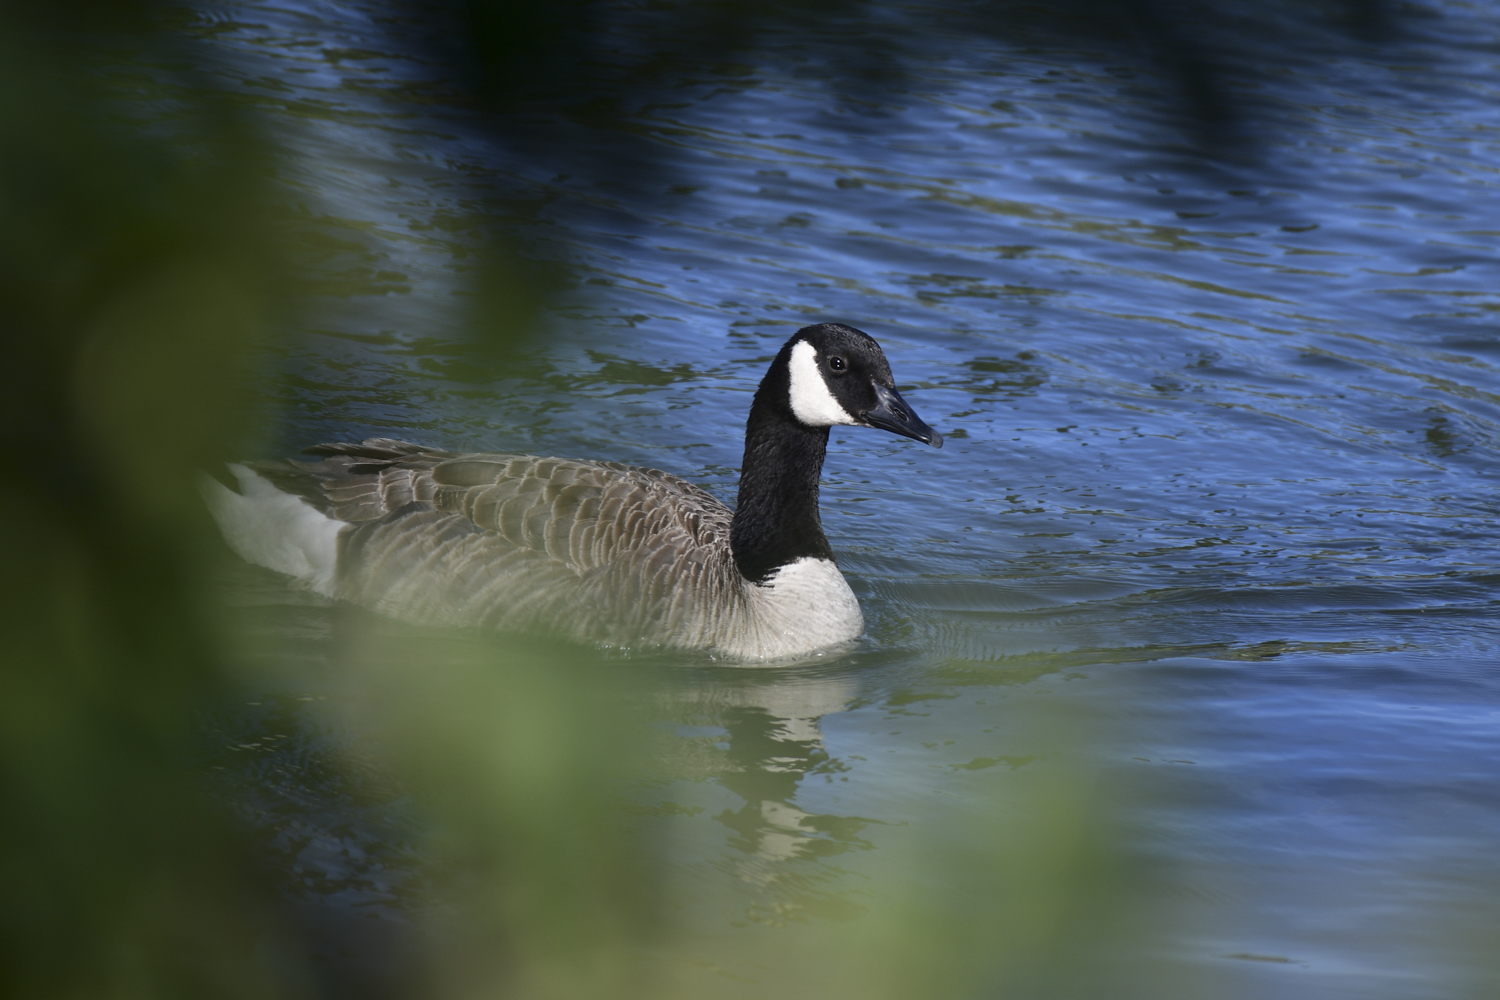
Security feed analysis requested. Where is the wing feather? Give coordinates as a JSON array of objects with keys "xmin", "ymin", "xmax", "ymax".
[{"xmin": 257, "ymin": 438, "xmax": 740, "ymax": 647}]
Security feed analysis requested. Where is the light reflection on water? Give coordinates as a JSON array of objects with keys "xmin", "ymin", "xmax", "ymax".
[{"xmin": 182, "ymin": 0, "xmax": 1500, "ymax": 993}]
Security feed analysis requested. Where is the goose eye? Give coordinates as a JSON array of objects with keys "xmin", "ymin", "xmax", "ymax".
[{"xmin": 828, "ymin": 356, "xmax": 846, "ymax": 371}]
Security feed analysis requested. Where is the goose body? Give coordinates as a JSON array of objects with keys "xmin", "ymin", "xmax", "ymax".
[{"xmin": 208, "ymin": 323, "xmax": 941, "ymax": 660}]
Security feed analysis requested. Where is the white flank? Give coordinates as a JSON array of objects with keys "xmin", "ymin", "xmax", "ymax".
[
  {"xmin": 202, "ymin": 465, "xmax": 345, "ymax": 595},
  {"xmin": 735, "ymin": 556, "xmax": 864, "ymax": 659},
  {"xmin": 787, "ymin": 339, "xmax": 856, "ymax": 427}
]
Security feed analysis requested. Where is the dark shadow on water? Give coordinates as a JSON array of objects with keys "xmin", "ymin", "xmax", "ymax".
[{"xmin": 441, "ymin": 0, "xmax": 1410, "ymax": 181}]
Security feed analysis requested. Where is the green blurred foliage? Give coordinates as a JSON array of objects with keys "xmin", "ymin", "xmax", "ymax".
[
  {"xmin": 0, "ymin": 4, "xmax": 1186, "ymax": 1000},
  {"xmin": 0, "ymin": 1, "xmax": 286, "ymax": 995},
  {"xmin": 349, "ymin": 627, "xmax": 660, "ymax": 1000}
]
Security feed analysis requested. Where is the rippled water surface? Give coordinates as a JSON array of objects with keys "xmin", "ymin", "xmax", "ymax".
[{"xmin": 168, "ymin": 0, "xmax": 1500, "ymax": 995}]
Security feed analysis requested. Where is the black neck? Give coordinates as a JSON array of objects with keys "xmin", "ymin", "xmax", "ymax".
[{"xmin": 730, "ymin": 384, "xmax": 834, "ymax": 584}]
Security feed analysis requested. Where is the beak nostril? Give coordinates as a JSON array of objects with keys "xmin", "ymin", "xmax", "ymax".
[{"xmin": 865, "ymin": 381, "xmax": 936, "ymax": 445}]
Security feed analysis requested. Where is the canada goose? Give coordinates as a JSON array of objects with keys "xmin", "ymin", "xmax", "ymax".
[{"xmin": 208, "ymin": 323, "xmax": 942, "ymax": 660}]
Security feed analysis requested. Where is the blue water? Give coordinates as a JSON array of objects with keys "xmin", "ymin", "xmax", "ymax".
[{"xmin": 178, "ymin": 0, "xmax": 1500, "ymax": 995}]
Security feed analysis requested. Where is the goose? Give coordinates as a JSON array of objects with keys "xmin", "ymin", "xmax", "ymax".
[{"xmin": 207, "ymin": 323, "xmax": 942, "ymax": 660}]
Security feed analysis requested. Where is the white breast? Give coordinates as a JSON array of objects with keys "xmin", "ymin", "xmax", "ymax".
[{"xmin": 717, "ymin": 557, "xmax": 864, "ymax": 660}]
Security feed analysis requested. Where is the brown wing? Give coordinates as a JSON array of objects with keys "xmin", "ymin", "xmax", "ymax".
[
  {"xmin": 250, "ymin": 438, "xmax": 452, "ymax": 521},
  {"xmin": 252, "ymin": 438, "xmax": 741, "ymax": 646}
]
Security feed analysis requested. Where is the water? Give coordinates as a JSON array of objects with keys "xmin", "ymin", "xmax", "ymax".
[{"xmin": 170, "ymin": 0, "xmax": 1500, "ymax": 995}]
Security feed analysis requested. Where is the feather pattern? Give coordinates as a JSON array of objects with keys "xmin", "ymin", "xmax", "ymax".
[{"xmin": 246, "ymin": 438, "xmax": 858, "ymax": 659}]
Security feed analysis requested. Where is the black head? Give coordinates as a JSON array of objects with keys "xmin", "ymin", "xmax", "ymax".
[{"xmin": 776, "ymin": 323, "xmax": 943, "ymax": 448}]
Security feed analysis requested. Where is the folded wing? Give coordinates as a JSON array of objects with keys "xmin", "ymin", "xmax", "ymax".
[{"xmin": 248, "ymin": 438, "xmax": 740, "ymax": 646}]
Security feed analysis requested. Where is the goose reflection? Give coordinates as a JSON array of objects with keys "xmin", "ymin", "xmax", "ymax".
[{"xmin": 673, "ymin": 671, "xmax": 875, "ymax": 868}]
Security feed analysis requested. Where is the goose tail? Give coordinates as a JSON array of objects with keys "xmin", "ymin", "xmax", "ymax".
[{"xmin": 202, "ymin": 464, "xmax": 345, "ymax": 595}]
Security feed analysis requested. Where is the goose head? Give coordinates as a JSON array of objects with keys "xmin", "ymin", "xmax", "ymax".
[{"xmin": 781, "ymin": 323, "xmax": 943, "ymax": 448}]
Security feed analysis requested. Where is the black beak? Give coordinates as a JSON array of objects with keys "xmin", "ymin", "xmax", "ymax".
[{"xmin": 860, "ymin": 383, "xmax": 943, "ymax": 448}]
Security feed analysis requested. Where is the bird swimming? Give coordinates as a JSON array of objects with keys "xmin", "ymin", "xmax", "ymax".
[{"xmin": 206, "ymin": 322, "xmax": 942, "ymax": 660}]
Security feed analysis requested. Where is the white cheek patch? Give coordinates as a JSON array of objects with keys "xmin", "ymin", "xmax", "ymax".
[{"xmin": 787, "ymin": 339, "xmax": 856, "ymax": 427}]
